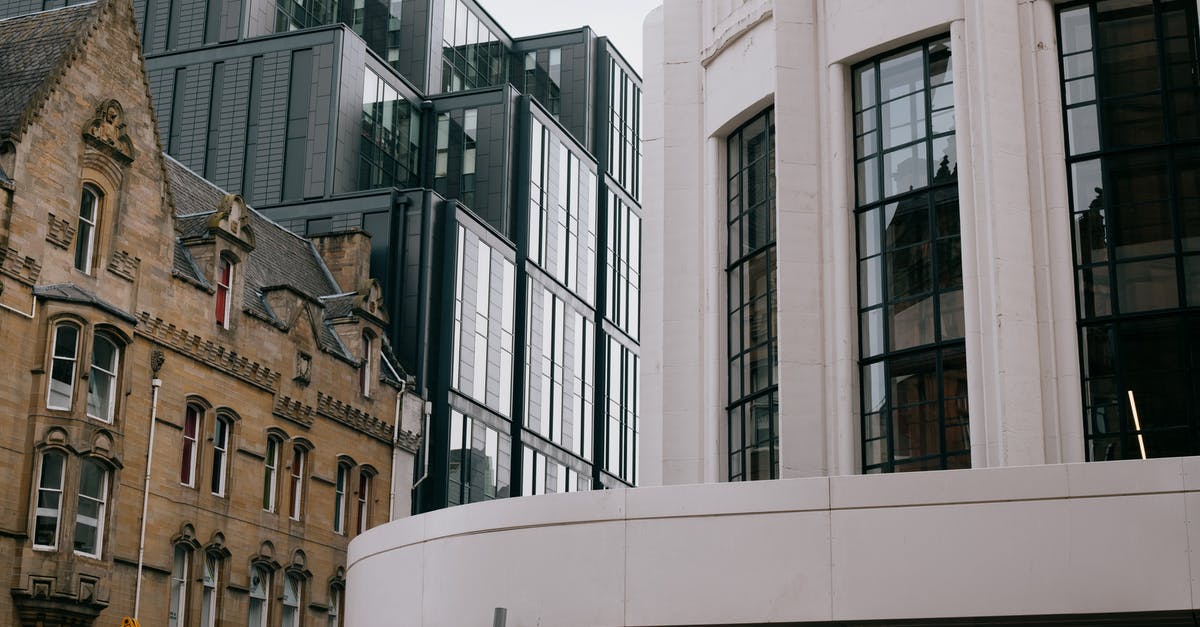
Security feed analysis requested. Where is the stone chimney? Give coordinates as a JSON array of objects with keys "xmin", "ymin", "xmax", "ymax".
[{"xmin": 311, "ymin": 229, "xmax": 373, "ymax": 293}]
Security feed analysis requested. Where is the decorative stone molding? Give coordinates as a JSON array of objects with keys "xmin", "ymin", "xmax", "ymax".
[
  {"xmin": 0, "ymin": 245, "xmax": 41, "ymax": 285},
  {"xmin": 208, "ymin": 193, "xmax": 255, "ymax": 250},
  {"xmin": 273, "ymin": 395, "xmax": 315, "ymax": 428},
  {"xmin": 701, "ymin": 0, "xmax": 773, "ymax": 66},
  {"xmin": 107, "ymin": 249, "xmax": 139, "ymax": 281},
  {"xmin": 317, "ymin": 391, "xmax": 394, "ymax": 443},
  {"xmin": 46, "ymin": 213, "xmax": 75, "ymax": 249},
  {"xmin": 83, "ymin": 99, "xmax": 134, "ymax": 164},
  {"xmin": 135, "ymin": 312, "xmax": 280, "ymax": 392}
]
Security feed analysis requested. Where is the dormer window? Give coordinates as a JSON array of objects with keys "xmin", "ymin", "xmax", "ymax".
[
  {"xmin": 75, "ymin": 186, "xmax": 99, "ymax": 274},
  {"xmin": 215, "ymin": 256, "xmax": 234, "ymax": 328},
  {"xmin": 359, "ymin": 331, "xmax": 373, "ymax": 397}
]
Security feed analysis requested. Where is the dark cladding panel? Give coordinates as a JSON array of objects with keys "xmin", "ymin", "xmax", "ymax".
[
  {"xmin": 252, "ymin": 50, "xmax": 292, "ymax": 205},
  {"xmin": 208, "ymin": 57, "xmax": 253, "ymax": 192}
]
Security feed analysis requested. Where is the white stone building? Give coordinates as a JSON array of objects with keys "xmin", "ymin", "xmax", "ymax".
[{"xmin": 346, "ymin": 1, "xmax": 1200, "ymax": 625}]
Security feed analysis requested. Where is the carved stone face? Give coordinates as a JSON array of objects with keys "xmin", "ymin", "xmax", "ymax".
[{"xmin": 105, "ymin": 105, "xmax": 119, "ymax": 125}]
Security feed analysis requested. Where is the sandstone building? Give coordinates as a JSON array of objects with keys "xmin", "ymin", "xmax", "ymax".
[{"xmin": 0, "ymin": 1, "xmax": 421, "ymax": 625}]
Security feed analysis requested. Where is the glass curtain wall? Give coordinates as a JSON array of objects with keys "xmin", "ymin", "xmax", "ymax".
[
  {"xmin": 359, "ymin": 69, "xmax": 421, "ymax": 190},
  {"xmin": 441, "ymin": 0, "xmax": 506, "ymax": 92},
  {"xmin": 853, "ymin": 37, "xmax": 969, "ymax": 473},
  {"xmin": 1058, "ymin": 0, "xmax": 1200, "ymax": 460},
  {"xmin": 726, "ymin": 108, "xmax": 777, "ymax": 481},
  {"xmin": 608, "ymin": 58, "xmax": 642, "ymax": 202}
]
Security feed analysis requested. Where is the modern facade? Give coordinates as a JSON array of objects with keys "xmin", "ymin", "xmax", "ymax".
[
  {"xmin": 345, "ymin": 0, "xmax": 1200, "ymax": 625},
  {"xmin": 0, "ymin": 0, "xmax": 645, "ymax": 512},
  {"xmin": 0, "ymin": 2, "xmax": 421, "ymax": 625}
]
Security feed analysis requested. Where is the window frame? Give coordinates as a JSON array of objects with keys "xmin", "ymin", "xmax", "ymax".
[
  {"xmin": 333, "ymin": 462, "xmax": 349, "ymax": 535},
  {"xmin": 86, "ymin": 332, "xmax": 120, "ymax": 423},
  {"xmin": 47, "ymin": 322, "xmax": 80, "ymax": 412},
  {"xmin": 181, "ymin": 404, "xmax": 202, "ymax": 487},
  {"xmin": 263, "ymin": 435, "xmax": 281, "ymax": 512},
  {"xmin": 168, "ymin": 544, "xmax": 190, "ymax": 627},
  {"xmin": 359, "ymin": 331, "xmax": 373, "ymax": 398},
  {"xmin": 73, "ymin": 457, "xmax": 108, "ymax": 558},
  {"xmin": 247, "ymin": 565, "xmax": 271, "ymax": 627},
  {"xmin": 215, "ymin": 256, "xmax": 234, "ymax": 328},
  {"xmin": 210, "ymin": 414, "xmax": 231, "ymax": 496},
  {"xmin": 288, "ymin": 444, "xmax": 306, "ymax": 521},
  {"xmin": 281, "ymin": 572, "xmax": 303, "ymax": 627},
  {"xmin": 32, "ymin": 450, "xmax": 67, "ymax": 551},
  {"xmin": 75, "ymin": 185, "xmax": 100, "ymax": 274},
  {"xmin": 200, "ymin": 552, "xmax": 220, "ymax": 627},
  {"xmin": 355, "ymin": 470, "xmax": 371, "ymax": 535}
]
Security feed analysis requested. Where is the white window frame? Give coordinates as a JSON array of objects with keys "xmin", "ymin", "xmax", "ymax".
[
  {"xmin": 216, "ymin": 257, "xmax": 234, "ymax": 328},
  {"xmin": 181, "ymin": 405, "xmax": 201, "ymax": 487},
  {"xmin": 201, "ymin": 553, "xmax": 219, "ymax": 627},
  {"xmin": 288, "ymin": 446, "xmax": 305, "ymax": 520},
  {"xmin": 33, "ymin": 451, "xmax": 66, "ymax": 550},
  {"xmin": 169, "ymin": 544, "xmax": 189, "ymax": 627},
  {"xmin": 356, "ymin": 472, "xmax": 371, "ymax": 534},
  {"xmin": 47, "ymin": 323, "xmax": 79, "ymax": 411},
  {"xmin": 247, "ymin": 566, "xmax": 270, "ymax": 627},
  {"xmin": 327, "ymin": 586, "xmax": 342, "ymax": 627},
  {"xmin": 263, "ymin": 437, "xmax": 280, "ymax": 512},
  {"xmin": 333, "ymin": 463, "xmax": 348, "ymax": 535},
  {"xmin": 75, "ymin": 186, "xmax": 98, "ymax": 274},
  {"xmin": 210, "ymin": 415, "xmax": 230, "ymax": 496},
  {"xmin": 73, "ymin": 458, "xmax": 108, "ymax": 558},
  {"xmin": 282, "ymin": 573, "xmax": 302, "ymax": 627},
  {"xmin": 86, "ymin": 333, "xmax": 119, "ymax": 423}
]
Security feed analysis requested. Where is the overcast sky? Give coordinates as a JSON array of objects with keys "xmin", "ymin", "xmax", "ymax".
[{"xmin": 479, "ymin": 0, "xmax": 659, "ymax": 74}]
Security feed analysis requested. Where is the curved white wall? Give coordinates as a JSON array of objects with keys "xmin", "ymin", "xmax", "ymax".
[{"xmin": 348, "ymin": 458, "xmax": 1200, "ymax": 626}]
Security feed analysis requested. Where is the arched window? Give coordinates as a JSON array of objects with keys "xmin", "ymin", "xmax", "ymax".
[
  {"xmin": 33, "ymin": 450, "xmax": 66, "ymax": 550},
  {"xmin": 356, "ymin": 470, "xmax": 372, "ymax": 534},
  {"xmin": 247, "ymin": 565, "xmax": 270, "ymax": 627},
  {"xmin": 287, "ymin": 445, "xmax": 306, "ymax": 520},
  {"xmin": 47, "ymin": 323, "xmax": 79, "ymax": 410},
  {"xmin": 86, "ymin": 333, "xmax": 120, "ymax": 422},
  {"xmin": 333, "ymin": 462, "xmax": 349, "ymax": 535},
  {"xmin": 74, "ymin": 458, "xmax": 108, "ymax": 557},
  {"xmin": 215, "ymin": 256, "xmax": 234, "ymax": 328},
  {"xmin": 200, "ymin": 553, "xmax": 220, "ymax": 627},
  {"xmin": 75, "ymin": 186, "xmax": 100, "ymax": 274},
  {"xmin": 168, "ymin": 544, "xmax": 190, "ymax": 627},
  {"xmin": 263, "ymin": 435, "xmax": 281, "ymax": 512},
  {"xmin": 359, "ymin": 331, "xmax": 373, "ymax": 397},
  {"xmin": 327, "ymin": 584, "xmax": 343, "ymax": 627},
  {"xmin": 281, "ymin": 573, "xmax": 302, "ymax": 627},
  {"xmin": 181, "ymin": 405, "xmax": 202, "ymax": 487},
  {"xmin": 210, "ymin": 415, "xmax": 231, "ymax": 496}
]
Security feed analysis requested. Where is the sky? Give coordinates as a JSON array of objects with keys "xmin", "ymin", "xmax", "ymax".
[{"xmin": 478, "ymin": 0, "xmax": 660, "ymax": 74}]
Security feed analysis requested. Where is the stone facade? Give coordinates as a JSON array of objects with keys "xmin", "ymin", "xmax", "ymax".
[{"xmin": 0, "ymin": 1, "xmax": 422, "ymax": 625}]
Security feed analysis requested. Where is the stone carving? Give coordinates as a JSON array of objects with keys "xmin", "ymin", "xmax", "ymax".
[
  {"xmin": 45, "ymin": 213, "xmax": 75, "ymax": 249},
  {"xmin": 107, "ymin": 249, "xmax": 139, "ymax": 281},
  {"xmin": 208, "ymin": 193, "xmax": 256, "ymax": 249},
  {"xmin": 83, "ymin": 99, "xmax": 134, "ymax": 162},
  {"xmin": 135, "ymin": 313, "xmax": 280, "ymax": 391}
]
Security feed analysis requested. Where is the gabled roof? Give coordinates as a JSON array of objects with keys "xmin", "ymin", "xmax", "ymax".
[
  {"xmin": 0, "ymin": 2, "xmax": 99, "ymax": 141},
  {"xmin": 164, "ymin": 155, "xmax": 361, "ymax": 361}
]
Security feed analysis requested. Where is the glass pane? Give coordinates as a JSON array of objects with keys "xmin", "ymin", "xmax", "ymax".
[
  {"xmin": 1059, "ymin": 6, "xmax": 1094, "ymax": 55},
  {"xmin": 1070, "ymin": 159, "xmax": 1104, "ymax": 213},
  {"xmin": 857, "ymin": 208, "xmax": 881, "ymax": 257},
  {"xmin": 1103, "ymin": 95, "xmax": 1164, "ymax": 147},
  {"xmin": 1062, "ymin": 51, "xmax": 1095, "ymax": 80},
  {"xmin": 885, "ymin": 197, "xmax": 929, "ymax": 249},
  {"xmin": 863, "ymin": 361, "xmax": 886, "ymax": 413},
  {"xmin": 931, "ymin": 135, "xmax": 956, "ymax": 182},
  {"xmin": 879, "ymin": 48, "xmax": 924, "ymax": 100},
  {"xmin": 1116, "ymin": 258, "xmax": 1179, "ymax": 313},
  {"xmin": 854, "ymin": 66, "xmax": 876, "ymax": 111},
  {"xmin": 1096, "ymin": 1, "xmax": 1155, "ymax": 48},
  {"xmin": 1078, "ymin": 266, "xmax": 1113, "ymax": 318},
  {"xmin": 889, "ymin": 296, "xmax": 935, "ymax": 351},
  {"xmin": 883, "ymin": 143, "xmax": 928, "ymax": 197},
  {"xmin": 1173, "ymin": 90, "xmax": 1200, "ymax": 139},
  {"xmin": 859, "ymin": 256, "xmax": 883, "ymax": 307},
  {"xmin": 1111, "ymin": 201, "xmax": 1173, "ymax": 258},
  {"xmin": 939, "ymin": 289, "xmax": 965, "ymax": 340},
  {"xmin": 1098, "ymin": 41, "xmax": 1161, "ymax": 97},
  {"xmin": 929, "ymin": 39, "xmax": 952, "ymax": 86},
  {"xmin": 1186, "ymin": 256, "xmax": 1200, "ymax": 306},
  {"xmin": 888, "ymin": 246, "xmax": 932, "ymax": 299},
  {"xmin": 861, "ymin": 308, "xmax": 884, "ymax": 357},
  {"xmin": 937, "ymin": 239, "xmax": 963, "ymax": 289},
  {"xmin": 1074, "ymin": 209, "xmax": 1109, "ymax": 265},
  {"xmin": 881, "ymin": 92, "xmax": 926, "ymax": 150},
  {"xmin": 856, "ymin": 157, "xmax": 879, "ymax": 206},
  {"xmin": 1065, "ymin": 77, "xmax": 1097, "ymax": 105},
  {"xmin": 1067, "ymin": 105, "xmax": 1100, "ymax": 154}
]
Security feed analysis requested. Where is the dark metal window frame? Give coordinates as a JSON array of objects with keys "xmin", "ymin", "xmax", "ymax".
[
  {"xmin": 852, "ymin": 35, "xmax": 969, "ymax": 474},
  {"xmin": 726, "ymin": 107, "xmax": 779, "ymax": 482},
  {"xmin": 1056, "ymin": 0, "xmax": 1200, "ymax": 461}
]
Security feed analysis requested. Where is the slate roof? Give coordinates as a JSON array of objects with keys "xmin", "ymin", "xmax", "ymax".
[
  {"xmin": 0, "ymin": 3, "xmax": 99, "ymax": 140},
  {"xmin": 34, "ymin": 283, "xmax": 138, "ymax": 323},
  {"xmin": 164, "ymin": 155, "xmax": 356, "ymax": 360}
]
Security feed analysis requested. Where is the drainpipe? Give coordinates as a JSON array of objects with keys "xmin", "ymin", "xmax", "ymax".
[
  {"xmin": 0, "ymin": 294, "xmax": 36, "ymax": 319},
  {"xmin": 389, "ymin": 379, "xmax": 408, "ymax": 521},
  {"xmin": 134, "ymin": 351, "xmax": 165, "ymax": 619}
]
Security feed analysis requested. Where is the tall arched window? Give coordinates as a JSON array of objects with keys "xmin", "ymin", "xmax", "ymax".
[
  {"xmin": 86, "ymin": 333, "xmax": 120, "ymax": 422},
  {"xmin": 200, "ymin": 553, "xmax": 220, "ymax": 627},
  {"xmin": 75, "ymin": 186, "xmax": 100, "ymax": 274},
  {"xmin": 247, "ymin": 565, "xmax": 270, "ymax": 627},
  {"xmin": 356, "ymin": 470, "xmax": 372, "ymax": 534},
  {"xmin": 47, "ymin": 323, "xmax": 79, "ymax": 410},
  {"xmin": 333, "ymin": 462, "xmax": 349, "ymax": 535},
  {"xmin": 210, "ymin": 415, "xmax": 231, "ymax": 496},
  {"xmin": 359, "ymin": 331, "xmax": 373, "ymax": 397},
  {"xmin": 74, "ymin": 458, "xmax": 108, "ymax": 557},
  {"xmin": 215, "ymin": 256, "xmax": 234, "ymax": 328},
  {"xmin": 168, "ymin": 544, "xmax": 190, "ymax": 627},
  {"xmin": 327, "ymin": 584, "xmax": 343, "ymax": 627},
  {"xmin": 288, "ymin": 444, "xmax": 306, "ymax": 520},
  {"xmin": 281, "ymin": 573, "xmax": 302, "ymax": 627},
  {"xmin": 263, "ymin": 435, "xmax": 281, "ymax": 512},
  {"xmin": 181, "ymin": 405, "xmax": 202, "ymax": 487},
  {"xmin": 33, "ymin": 451, "xmax": 66, "ymax": 550}
]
